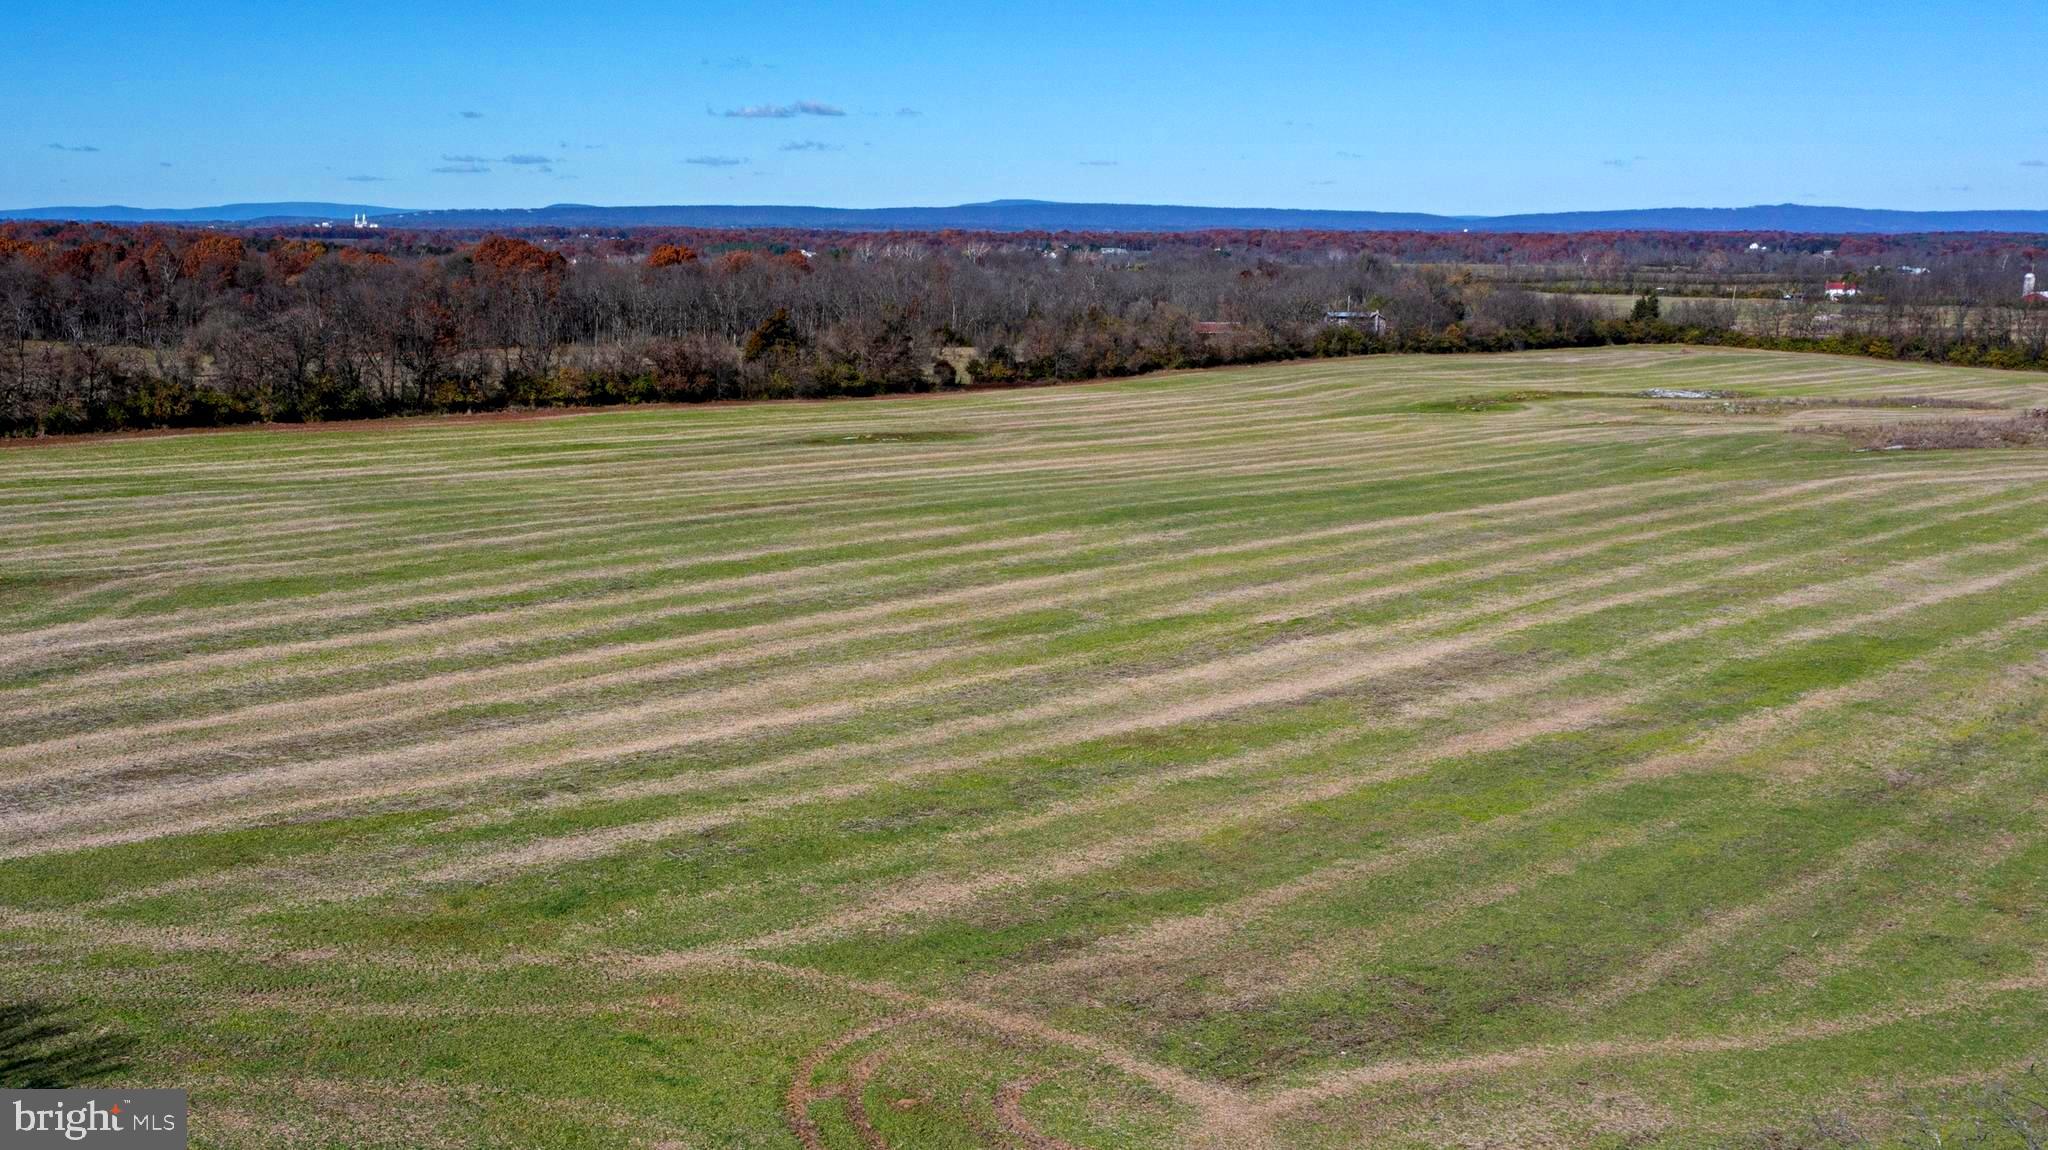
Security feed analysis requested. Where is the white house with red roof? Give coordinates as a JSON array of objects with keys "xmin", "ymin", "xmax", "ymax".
[
  {"xmin": 2024, "ymin": 272, "xmax": 2048, "ymax": 302},
  {"xmin": 1824, "ymin": 280, "xmax": 1859, "ymax": 300}
]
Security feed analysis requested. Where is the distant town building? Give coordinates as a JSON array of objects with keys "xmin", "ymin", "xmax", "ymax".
[
  {"xmin": 1323, "ymin": 310, "xmax": 1388, "ymax": 335},
  {"xmin": 1747, "ymin": 242, "xmax": 1770, "ymax": 252},
  {"xmin": 1824, "ymin": 281, "xmax": 1859, "ymax": 300},
  {"xmin": 352, "ymin": 212, "xmax": 380, "ymax": 229}
]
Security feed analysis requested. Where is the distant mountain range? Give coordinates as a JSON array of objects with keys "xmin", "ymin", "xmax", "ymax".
[
  {"xmin": 0, "ymin": 202, "xmax": 400, "ymax": 224},
  {"xmin": 6, "ymin": 199, "xmax": 2048, "ymax": 234}
]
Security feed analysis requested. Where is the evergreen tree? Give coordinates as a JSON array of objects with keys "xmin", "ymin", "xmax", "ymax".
[{"xmin": 742, "ymin": 308, "xmax": 804, "ymax": 362}]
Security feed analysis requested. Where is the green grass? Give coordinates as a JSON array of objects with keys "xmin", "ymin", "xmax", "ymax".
[
  {"xmin": 1409, "ymin": 387, "xmax": 1627, "ymax": 412},
  {"xmin": 2, "ymin": 346, "xmax": 2045, "ymax": 1148}
]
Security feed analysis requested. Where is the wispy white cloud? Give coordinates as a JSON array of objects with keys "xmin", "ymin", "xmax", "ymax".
[{"xmin": 720, "ymin": 100, "xmax": 844, "ymax": 119}]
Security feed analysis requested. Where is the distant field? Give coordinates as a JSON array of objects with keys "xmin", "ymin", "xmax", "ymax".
[{"xmin": 4, "ymin": 347, "xmax": 2047, "ymax": 1149}]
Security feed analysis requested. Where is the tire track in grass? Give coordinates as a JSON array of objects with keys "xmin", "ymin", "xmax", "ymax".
[
  {"xmin": 993, "ymin": 1075, "xmax": 1086, "ymax": 1150},
  {"xmin": 1245, "ymin": 957, "xmax": 2048, "ymax": 1119},
  {"xmin": 785, "ymin": 1011, "xmax": 934, "ymax": 1150},
  {"xmin": 23, "ymin": 839, "xmax": 2043, "ymax": 1150},
  {"xmin": 623, "ymin": 952, "xmax": 1268, "ymax": 1149}
]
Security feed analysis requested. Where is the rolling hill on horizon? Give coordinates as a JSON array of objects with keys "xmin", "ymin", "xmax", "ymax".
[{"xmin": 6, "ymin": 199, "xmax": 2048, "ymax": 233}]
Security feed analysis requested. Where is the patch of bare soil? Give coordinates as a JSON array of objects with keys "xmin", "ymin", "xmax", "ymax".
[
  {"xmin": 1824, "ymin": 410, "xmax": 2048, "ymax": 450},
  {"xmin": 1658, "ymin": 395, "xmax": 2004, "ymax": 416}
]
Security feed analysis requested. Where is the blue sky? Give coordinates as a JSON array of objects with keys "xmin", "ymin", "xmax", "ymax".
[{"xmin": 6, "ymin": 0, "xmax": 2046, "ymax": 213}]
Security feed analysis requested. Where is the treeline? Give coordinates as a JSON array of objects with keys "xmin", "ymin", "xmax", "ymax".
[{"xmin": 4, "ymin": 225, "xmax": 2048, "ymax": 436}]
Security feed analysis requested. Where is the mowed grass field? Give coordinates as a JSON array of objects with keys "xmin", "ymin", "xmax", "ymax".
[{"xmin": 3, "ymin": 346, "xmax": 2047, "ymax": 1149}]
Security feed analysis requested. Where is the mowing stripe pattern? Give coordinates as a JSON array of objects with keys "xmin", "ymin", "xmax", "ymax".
[{"xmin": 2, "ymin": 347, "xmax": 2045, "ymax": 1149}]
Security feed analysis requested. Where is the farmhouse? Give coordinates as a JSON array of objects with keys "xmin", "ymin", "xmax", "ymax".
[
  {"xmin": 1324, "ymin": 309, "xmax": 1389, "ymax": 335},
  {"xmin": 2023, "ymin": 272, "xmax": 2048, "ymax": 302},
  {"xmin": 1824, "ymin": 280, "xmax": 1859, "ymax": 300}
]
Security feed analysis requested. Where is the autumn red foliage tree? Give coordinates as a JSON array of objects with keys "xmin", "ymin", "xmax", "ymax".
[
  {"xmin": 337, "ymin": 248, "xmax": 395, "ymax": 267},
  {"xmin": 8, "ymin": 217, "xmax": 2048, "ymax": 437},
  {"xmin": 470, "ymin": 235, "xmax": 566, "ymax": 277},
  {"xmin": 646, "ymin": 243, "xmax": 698, "ymax": 268},
  {"xmin": 268, "ymin": 240, "xmax": 327, "ymax": 279},
  {"xmin": 178, "ymin": 234, "xmax": 245, "ymax": 289}
]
